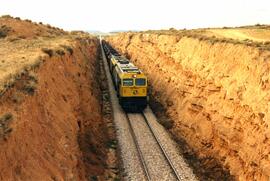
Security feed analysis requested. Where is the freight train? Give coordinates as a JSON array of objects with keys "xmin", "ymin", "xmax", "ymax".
[{"xmin": 102, "ymin": 40, "xmax": 148, "ymax": 112}]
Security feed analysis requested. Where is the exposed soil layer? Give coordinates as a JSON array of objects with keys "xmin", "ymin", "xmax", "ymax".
[
  {"xmin": 0, "ymin": 36, "xmax": 110, "ymax": 181},
  {"xmin": 107, "ymin": 32, "xmax": 270, "ymax": 181}
]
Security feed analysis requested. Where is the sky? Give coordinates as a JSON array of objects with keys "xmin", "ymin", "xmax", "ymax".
[{"xmin": 0, "ymin": 0, "xmax": 269, "ymax": 32}]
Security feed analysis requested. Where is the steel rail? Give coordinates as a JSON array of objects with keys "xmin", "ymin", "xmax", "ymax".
[
  {"xmin": 125, "ymin": 113, "xmax": 151, "ymax": 181},
  {"xmin": 141, "ymin": 113, "xmax": 183, "ymax": 181}
]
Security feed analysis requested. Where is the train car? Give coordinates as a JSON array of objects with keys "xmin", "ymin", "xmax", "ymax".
[
  {"xmin": 102, "ymin": 40, "xmax": 148, "ymax": 112},
  {"xmin": 108, "ymin": 54, "xmax": 122, "ymax": 73},
  {"xmin": 113, "ymin": 60, "xmax": 148, "ymax": 111}
]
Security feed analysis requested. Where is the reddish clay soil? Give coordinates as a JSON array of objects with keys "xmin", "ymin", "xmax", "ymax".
[
  {"xmin": 0, "ymin": 16, "xmax": 111, "ymax": 180},
  {"xmin": 107, "ymin": 31, "xmax": 270, "ymax": 181},
  {"xmin": 0, "ymin": 39, "xmax": 110, "ymax": 180}
]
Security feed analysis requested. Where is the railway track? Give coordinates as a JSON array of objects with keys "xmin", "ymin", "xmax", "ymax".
[
  {"xmin": 99, "ymin": 37, "xmax": 197, "ymax": 180},
  {"xmin": 126, "ymin": 112, "xmax": 183, "ymax": 181}
]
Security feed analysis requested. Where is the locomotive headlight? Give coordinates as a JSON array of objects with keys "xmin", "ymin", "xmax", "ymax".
[
  {"xmin": 132, "ymin": 74, "xmax": 137, "ymax": 78},
  {"xmin": 133, "ymin": 90, "xmax": 138, "ymax": 95}
]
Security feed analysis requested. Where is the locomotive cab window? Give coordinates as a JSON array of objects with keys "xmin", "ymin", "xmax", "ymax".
[
  {"xmin": 123, "ymin": 79, "xmax": 133, "ymax": 86},
  {"xmin": 135, "ymin": 78, "xmax": 146, "ymax": 86}
]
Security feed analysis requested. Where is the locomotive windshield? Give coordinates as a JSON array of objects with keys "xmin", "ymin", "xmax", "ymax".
[
  {"xmin": 123, "ymin": 79, "xmax": 133, "ymax": 86},
  {"xmin": 135, "ymin": 78, "xmax": 146, "ymax": 86}
]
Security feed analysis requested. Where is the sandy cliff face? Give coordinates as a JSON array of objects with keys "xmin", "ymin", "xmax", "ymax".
[
  {"xmin": 0, "ymin": 37, "xmax": 109, "ymax": 180},
  {"xmin": 0, "ymin": 16, "xmax": 112, "ymax": 180},
  {"xmin": 107, "ymin": 32, "xmax": 270, "ymax": 181}
]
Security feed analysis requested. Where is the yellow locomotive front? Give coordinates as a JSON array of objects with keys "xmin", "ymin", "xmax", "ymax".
[
  {"xmin": 120, "ymin": 74, "xmax": 147, "ymax": 97},
  {"xmin": 102, "ymin": 40, "xmax": 148, "ymax": 112},
  {"xmin": 119, "ymin": 73, "xmax": 148, "ymax": 111},
  {"xmin": 114, "ymin": 62, "xmax": 148, "ymax": 112}
]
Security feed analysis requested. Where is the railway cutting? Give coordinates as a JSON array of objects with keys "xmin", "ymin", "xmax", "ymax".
[{"xmin": 100, "ymin": 37, "xmax": 197, "ymax": 180}]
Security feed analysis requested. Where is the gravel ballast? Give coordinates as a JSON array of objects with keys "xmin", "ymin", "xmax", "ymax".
[{"xmin": 100, "ymin": 39, "xmax": 197, "ymax": 181}]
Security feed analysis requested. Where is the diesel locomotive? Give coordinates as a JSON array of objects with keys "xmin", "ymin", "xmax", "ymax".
[{"xmin": 102, "ymin": 40, "xmax": 148, "ymax": 112}]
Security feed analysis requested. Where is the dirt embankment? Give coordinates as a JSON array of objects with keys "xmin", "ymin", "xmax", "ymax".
[
  {"xmin": 0, "ymin": 38, "xmax": 110, "ymax": 180},
  {"xmin": 0, "ymin": 16, "xmax": 110, "ymax": 180},
  {"xmin": 107, "ymin": 32, "xmax": 270, "ymax": 181}
]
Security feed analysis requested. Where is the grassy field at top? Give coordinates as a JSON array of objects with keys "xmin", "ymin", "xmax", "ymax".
[
  {"xmin": 196, "ymin": 25, "xmax": 270, "ymax": 42},
  {"xmin": 0, "ymin": 15, "xmax": 92, "ymax": 94},
  {"xmin": 0, "ymin": 36, "xmax": 75, "ymax": 92},
  {"xmin": 141, "ymin": 25, "xmax": 270, "ymax": 51},
  {"xmin": 143, "ymin": 24, "xmax": 270, "ymax": 42}
]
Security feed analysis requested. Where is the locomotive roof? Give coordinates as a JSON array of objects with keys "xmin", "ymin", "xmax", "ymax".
[
  {"xmin": 111, "ymin": 55, "xmax": 130, "ymax": 64},
  {"xmin": 116, "ymin": 62, "xmax": 141, "ymax": 74}
]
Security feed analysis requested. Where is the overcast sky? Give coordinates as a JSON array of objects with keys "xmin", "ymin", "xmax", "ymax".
[{"xmin": 0, "ymin": 0, "xmax": 269, "ymax": 32}]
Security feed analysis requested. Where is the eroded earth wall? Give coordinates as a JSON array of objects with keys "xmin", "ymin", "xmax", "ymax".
[
  {"xmin": 0, "ymin": 38, "xmax": 108, "ymax": 180},
  {"xmin": 107, "ymin": 33, "xmax": 270, "ymax": 181}
]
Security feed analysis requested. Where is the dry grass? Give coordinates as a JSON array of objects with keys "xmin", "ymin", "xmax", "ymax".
[
  {"xmin": 143, "ymin": 26, "xmax": 270, "ymax": 51},
  {"xmin": 202, "ymin": 28, "xmax": 270, "ymax": 42},
  {"xmin": 0, "ymin": 36, "xmax": 75, "ymax": 95},
  {"xmin": 0, "ymin": 15, "xmax": 93, "ymax": 96}
]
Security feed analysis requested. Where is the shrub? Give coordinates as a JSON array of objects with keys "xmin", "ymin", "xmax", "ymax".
[
  {"xmin": 0, "ymin": 113, "xmax": 13, "ymax": 140},
  {"xmin": 263, "ymin": 41, "xmax": 270, "ymax": 45},
  {"xmin": 28, "ymin": 72, "xmax": 38, "ymax": 82},
  {"xmin": 18, "ymin": 35, "xmax": 26, "ymax": 39},
  {"xmin": 1, "ymin": 15, "xmax": 12, "ymax": 18},
  {"xmin": 60, "ymin": 45, "xmax": 73, "ymax": 55},
  {"xmin": 3, "ymin": 81, "xmax": 14, "ymax": 89},
  {"xmin": 23, "ymin": 81, "xmax": 37, "ymax": 95},
  {"xmin": 41, "ymin": 48, "xmax": 54, "ymax": 57},
  {"xmin": 0, "ymin": 113, "xmax": 13, "ymax": 122},
  {"xmin": 0, "ymin": 25, "xmax": 11, "ymax": 38},
  {"xmin": 31, "ymin": 58, "xmax": 42, "ymax": 69},
  {"xmin": 220, "ymin": 39, "xmax": 227, "ymax": 43},
  {"xmin": 46, "ymin": 24, "xmax": 52, "ymax": 29},
  {"xmin": 254, "ymin": 42, "xmax": 261, "ymax": 47},
  {"xmin": 25, "ymin": 19, "xmax": 32, "ymax": 23},
  {"xmin": 7, "ymin": 37, "xmax": 21, "ymax": 42},
  {"xmin": 56, "ymin": 49, "xmax": 65, "ymax": 56},
  {"xmin": 66, "ymin": 47, "xmax": 73, "ymax": 55},
  {"xmin": 21, "ymin": 72, "xmax": 38, "ymax": 95}
]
